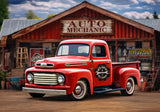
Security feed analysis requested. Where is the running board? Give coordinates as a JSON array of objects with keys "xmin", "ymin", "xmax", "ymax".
[{"xmin": 93, "ymin": 87, "xmax": 124, "ymax": 94}]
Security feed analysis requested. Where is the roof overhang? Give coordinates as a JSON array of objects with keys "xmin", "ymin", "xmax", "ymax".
[
  {"xmin": 9, "ymin": 1, "xmax": 155, "ymax": 39},
  {"xmin": 0, "ymin": 36, "xmax": 7, "ymax": 47}
]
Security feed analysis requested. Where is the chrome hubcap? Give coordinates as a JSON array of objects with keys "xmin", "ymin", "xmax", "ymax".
[
  {"xmin": 75, "ymin": 85, "xmax": 82, "ymax": 94},
  {"xmin": 126, "ymin": 79, "xmax": 133, "ymax": 94},
  {"xmin": 74, "ymin": 83, "xmax": 84, "ymax": 96},
  {"xmin": 127, "ymin": 82, "xmax": 132, "ymax": 89}
]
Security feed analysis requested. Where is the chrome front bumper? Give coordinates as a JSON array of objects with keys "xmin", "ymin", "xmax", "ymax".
[{"xmin": 23, "ymin": 87, "xmax": 67, "ymax": 95}]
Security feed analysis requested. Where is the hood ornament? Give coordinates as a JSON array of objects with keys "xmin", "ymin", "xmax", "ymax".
[
  {"xmin": 36, "ymin": 63, "xmax": 54, "ymax": 67},
  {"xmin": 41, "ymin": 63, "xmax": 47, "ymax": 67}
]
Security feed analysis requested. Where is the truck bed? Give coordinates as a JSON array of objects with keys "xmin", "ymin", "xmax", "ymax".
[
  {"xmin": 112, "ymin": 61, "xmax": 140, "ymax": 77},
  {"xmin": 112, "ymin": 61, "xmax": 140, "ymax": 68}
]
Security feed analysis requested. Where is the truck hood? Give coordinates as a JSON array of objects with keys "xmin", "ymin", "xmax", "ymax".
[{"xmin": 35, "ymin": 56, "xmax": 90, "ymax": 69}]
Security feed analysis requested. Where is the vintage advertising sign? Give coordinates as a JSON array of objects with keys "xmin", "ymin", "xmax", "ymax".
[
  {"xmin": 61, "ymin": 19, "xmax": 114, "ymax": 35},
  {"xmin": 129, "ymin": 49, "xmax": 152, "ymax": 59},
  {"xmin": 30, "ymin": 48, "xmax": 44, "ymax": 67}
]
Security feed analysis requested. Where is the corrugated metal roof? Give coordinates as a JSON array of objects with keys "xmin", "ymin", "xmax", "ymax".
[
  {"xmin": 134, "ymin": 19, "xmax": 160, "ymax": 31},
  {"xmin": 0, "ymin": 19, "xmax": 41, "ymax": 39}
]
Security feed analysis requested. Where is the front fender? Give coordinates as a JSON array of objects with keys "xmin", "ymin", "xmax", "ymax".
[
  {"xmin": 115, "ymin": 67, "xmax": 140, "ymax": 89},
  {"xmin": 54, "ymin": 68, "xmax": 93, "ymax": 95}
]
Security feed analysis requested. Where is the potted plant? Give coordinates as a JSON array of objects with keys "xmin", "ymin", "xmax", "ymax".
[{"xmin": 0, "ymin": 71, "xmax": 6, "ymax": 89}]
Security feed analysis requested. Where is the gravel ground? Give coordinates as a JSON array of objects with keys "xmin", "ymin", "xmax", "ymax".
[{"xmin": 0, "ymin": 90, "xmax": 160, "ymax": 112}]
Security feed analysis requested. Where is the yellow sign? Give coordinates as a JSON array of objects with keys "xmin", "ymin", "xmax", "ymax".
[{"xmin": 129, "ymin": 49, "xmax": 152, "ymax": 58}]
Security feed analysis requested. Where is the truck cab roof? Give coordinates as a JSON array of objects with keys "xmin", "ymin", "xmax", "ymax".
[{"xmin": 60, "ymin": 39, "xmax": 107, "ymax": 45}]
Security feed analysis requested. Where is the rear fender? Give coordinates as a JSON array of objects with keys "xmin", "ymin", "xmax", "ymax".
[
  {"xmin": 115, "ymin": 67, "xmax": 140, "ymax": 89},
  {"xmin": 56, "ymin": 68, "xmax": 93, "ymax": 95}
]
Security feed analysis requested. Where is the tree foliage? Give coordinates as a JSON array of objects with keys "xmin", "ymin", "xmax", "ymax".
[
  {"xmin": 47, "ymin": 14, "xmax": 56, "ymax": 18},
  {"xmin": 153, "ymin": 11, "xmax": 159, "ymax": 19},
  {"xmin": 25, "ymin": 10, "xmax": 42, "ymax": 19},
  {"xmin": 0, "ymin": 0, "xmax": 9, "ymax": 29}
]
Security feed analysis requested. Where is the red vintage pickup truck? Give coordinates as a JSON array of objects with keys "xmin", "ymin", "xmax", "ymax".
[{"xmin": 23, "ymin": 39, "xmax": 140, "ymax": 100}]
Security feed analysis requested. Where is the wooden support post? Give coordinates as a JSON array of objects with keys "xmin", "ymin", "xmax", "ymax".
[
  {"xmin": 115, "ymin": 41, "xmax": 118, "ymax": 62},
  {"xmin": 16, "ymin": 41, "xmax": 20, "ymax": 47},
  {"xmin": 2, "ymin": 47, "xmax": 5, "ymax": 70},
  {"xmin": 152, "ymin": 38, "xmax": 156, "ymax": 71}
]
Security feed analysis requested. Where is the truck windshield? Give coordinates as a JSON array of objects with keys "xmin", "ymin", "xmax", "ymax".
[{"xmin": 57, "ymin": 44, "xmax": 90, "ymax": 57}]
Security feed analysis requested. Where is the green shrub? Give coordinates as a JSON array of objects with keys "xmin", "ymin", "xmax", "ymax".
[{"xmin": 0, "ymin": 71, "xmax": 6, "ymax": 81}]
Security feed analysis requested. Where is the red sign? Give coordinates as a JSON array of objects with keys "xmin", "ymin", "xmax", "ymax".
[
  {"xmin": 61, "ymin": 19, "xmax": 114, "ymax": 35},
  {"xmin": 30, "ymin": 48, "xmax": 44, "ymax": 67}
]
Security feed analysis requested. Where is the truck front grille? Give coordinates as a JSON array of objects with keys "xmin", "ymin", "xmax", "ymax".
[{"xmin": 34, "ymin": 73, "xmax": 58, "ymax": 86}]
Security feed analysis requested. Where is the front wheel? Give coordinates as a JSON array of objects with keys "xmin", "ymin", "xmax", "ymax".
[
  {"xmin": 121, "ymin": 77, "xmax": 135, "ymax": 96},
  {"xmin": 29, "ymin": 93, "xmax": 45, "ymax": 98},
  {"xmin": 69, "ymin": 80, "xmax": 87, "ymax": 100}
]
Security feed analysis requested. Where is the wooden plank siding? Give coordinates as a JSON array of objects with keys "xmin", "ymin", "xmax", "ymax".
[
  {"xmin": 17, "ymin": 8, "xmax": 154, "ymax": 42},
  {"xmin": 11, "ymin": 1, "xmax": 154, "ymax": 40}
]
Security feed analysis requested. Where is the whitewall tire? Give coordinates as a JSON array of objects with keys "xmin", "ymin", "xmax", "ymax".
[
  {"xmin": 121, "ymin": 77, "xmax": 135, "ymax": 96},
  {"xmin": 69, "ymin": 80, "xmax": 87, "ymax": 100}
]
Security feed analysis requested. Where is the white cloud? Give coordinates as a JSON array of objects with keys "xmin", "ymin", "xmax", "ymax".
[
  {"xmin": 37, "ymin": 11, "xmax": 49, "ymax": 14},
  {"xmin": 113, "ymin": 11, "xmax": 118, "ymax": 13},
  {"xmin": 14, "ymin": 14, "xmax": 21, "ymax": 17},
  {"xmin": 50, "ymin": 8, "xmax": 64, "ymax": 12},
  {"xmin": 67, "ymin": 0, "xmax": 77, "ymax": 5},
  {"xmin": 100, "ymin": 0, "xmax": 139, "ymax": 5},
  {"xmin": 9, "ymin": 0, "xmax": 79, "ymax": 19},
  {"xmin": 32, "ymin": 0, "xmax": 71, "ymax": 8},
  {"xmin": 123, "ymin": 11, "xmax": 153, "ymax": 19},
  {"xmin": 11, "ymin": 17, "xmax": 27, "ymax": 20},
  {"xmin": 131, "ymin": 0, "xmax": 139, "ymax": 4},
  {"xmin": 136, "ymin": 6, "xmax": 143, "ymax": 9},
  {"xmin": 9, "ymin": 1, "xmax": 50, "ymax": 13},
  {"xmin": 9, "ymin": 0, "xmax": 78, "ymax": 13},
  {"xmin": 140, "ymin": 0, "xmax": 155, "ymax": 4},
  {"xmin": 100, "ymin": 1, "xmax": 130, "ymax": 9},
  {"xmin": 91, "ymin": 0, "xmax": 98, "ymax": 2}
]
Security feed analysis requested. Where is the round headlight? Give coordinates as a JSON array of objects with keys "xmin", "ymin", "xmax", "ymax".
[
  {"xmin": 27, "ymin": 73, "xmax": 33, "ymax": 82},
  {"xmin": 58, "ymin": 75, "xmax": 65, "ymax": 83}
]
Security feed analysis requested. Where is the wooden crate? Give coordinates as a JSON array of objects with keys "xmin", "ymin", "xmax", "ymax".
[{"xmin": 11, "ymin": 68, "xmax": 25, "ymax": 77}]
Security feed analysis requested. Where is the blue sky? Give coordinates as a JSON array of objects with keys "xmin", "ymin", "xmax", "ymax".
[{"xmin": 9, "ymin": 0, "xmax": 160, "ymax": 20}]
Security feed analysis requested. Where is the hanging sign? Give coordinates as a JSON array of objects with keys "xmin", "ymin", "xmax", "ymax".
[
  {"xmin": 129, "ymin": 49, "xmax": 152, "ymax": 59},
  {"xmin": 61, "ymin": 19, "xmax": 114, "ymax": 35},
  {"xmin": 30, "ymin": 48, "xmax": 44, "ymax": 67}
]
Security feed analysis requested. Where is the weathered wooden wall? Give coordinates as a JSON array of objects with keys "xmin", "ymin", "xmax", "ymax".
[{"xmin": 18, "ymin": 8, "xmax": 153, "ymax": 42}]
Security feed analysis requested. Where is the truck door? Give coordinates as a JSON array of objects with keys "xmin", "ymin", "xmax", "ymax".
[{"xmin": 91, "ymin": 44, "xmax": 112, "ymax": 87}]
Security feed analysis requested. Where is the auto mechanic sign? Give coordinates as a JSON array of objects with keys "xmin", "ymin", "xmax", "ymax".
[{"xmin": 61, "ymin": 20, "xmax": 113, "ymax": 35}]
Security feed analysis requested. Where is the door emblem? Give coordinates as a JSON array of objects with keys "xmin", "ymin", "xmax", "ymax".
[{"xmin": 95, "ymin": 64, "xmax": 110, "ymax": 81}]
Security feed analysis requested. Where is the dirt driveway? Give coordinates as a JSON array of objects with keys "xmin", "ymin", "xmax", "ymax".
[{"xmin": 0, "ymin": 90, "xmax": 160, "ymax": 112}]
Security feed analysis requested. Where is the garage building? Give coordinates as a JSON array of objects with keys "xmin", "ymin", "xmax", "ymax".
[{"xmin": 0, "ymin": 1, "xmax": 160, "ymax": 80}]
